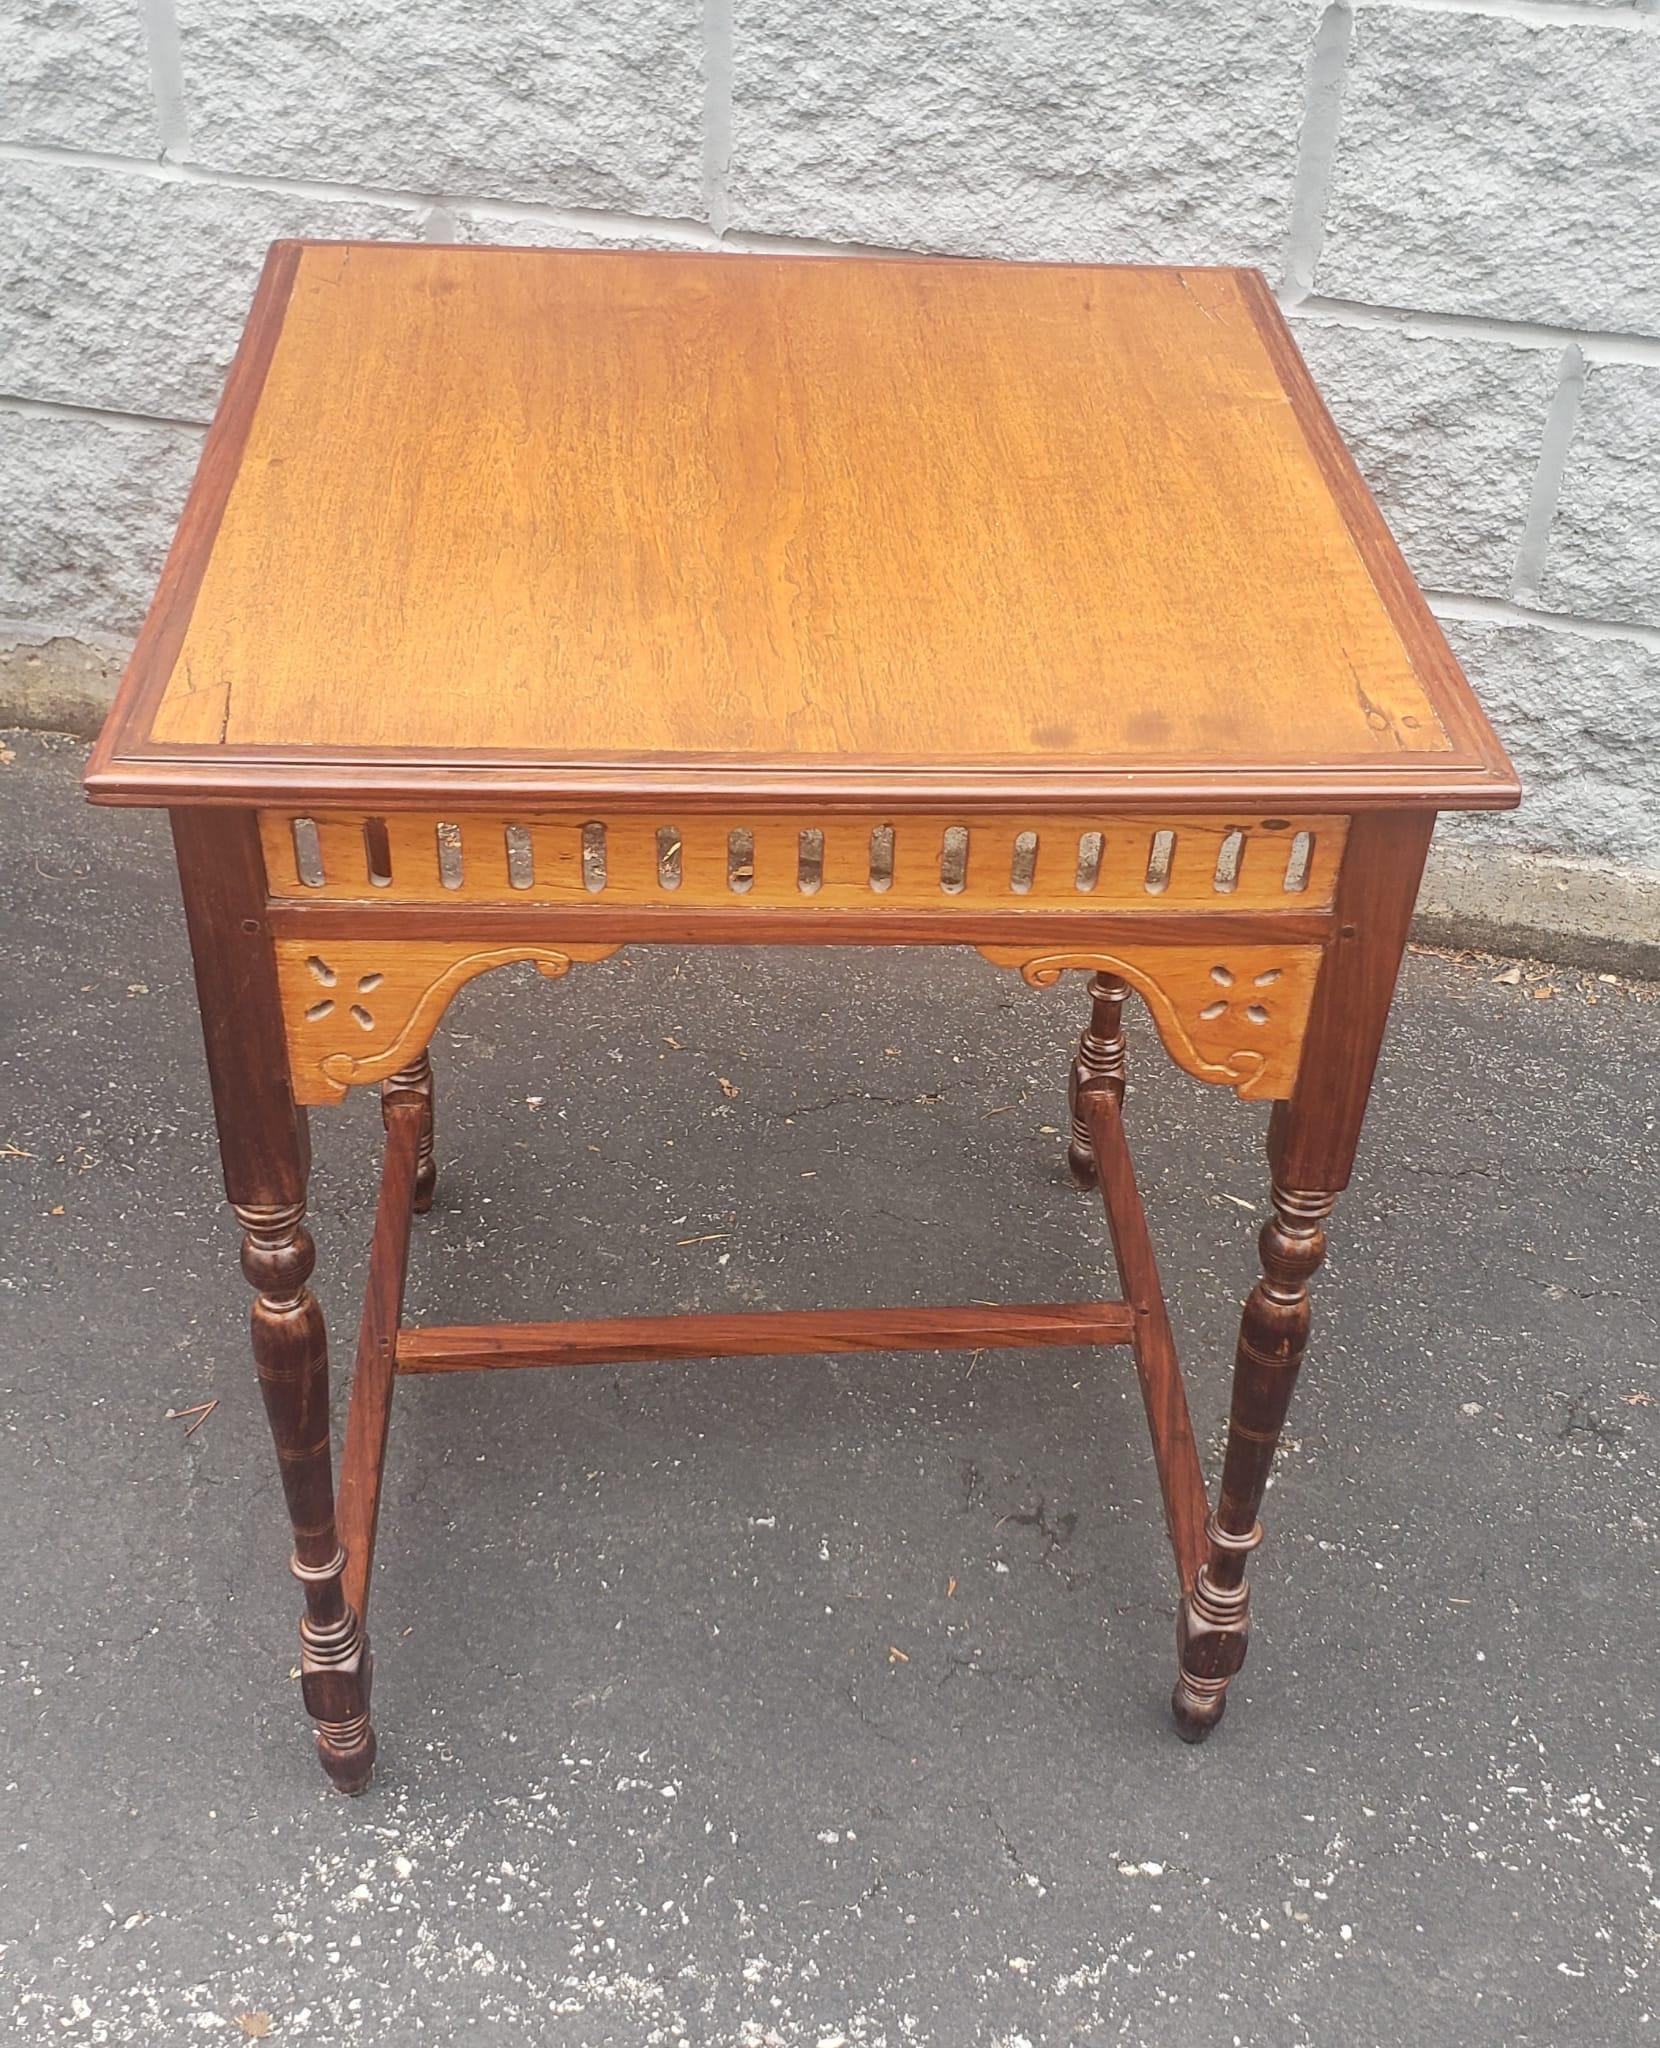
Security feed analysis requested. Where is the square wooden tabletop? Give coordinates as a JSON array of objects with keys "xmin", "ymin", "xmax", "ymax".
[{"xmin": 87, "ymin": 242, "xmax": 1517, "ymax": 814}]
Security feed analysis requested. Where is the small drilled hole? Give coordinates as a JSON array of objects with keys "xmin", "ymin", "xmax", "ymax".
[
  {"xmin": 436, "ymin": 821, "xmax": 463, "ymax": 890},
  {"xmin": 1144, "ymin": 829, "xmax": 1174, "ymax": 895},
  {"xmin": 940, "ymin": 824, "xmax": 969, "ymax": 895},
  {"xmin": 797, "ymin": 828, "xmax": 824, "ymax": 895},
  {"xmin": 1213, "ymin": 827, "xmax": 1245, "ymax": 894},
  {"xmin": 1199, "ymin": 1000, "xmax": 1228, "ymax": 1021},
  {"xmin": 305, "ymin": 1000, "xmax": 333, "ymax": 1022},
  {"xmin": 305, "ymin": 955, "xmax": 336, "ymax": 986},
  {"xmin": 1010, "ymin": 830, "xmax": 1038, "ymax": 895},
  {"xmin": 728, "ymin": 827, "xmax": 755, "ymax": 894},
  {"xmin": 1254, "ymin": 968, "xmax": 1282, "ymax": 987},
  {"xmin": 1075, "ymin": 831, "xmax": 1103, "ymax": 893},
  {"xmin": 869, "ymin": 825, "xmax": 895, "ymax": 894},
  {"xmin": 656, "ymin": 825, "xmax": 682, "ymax": 892},
  {"xmin": 1210, "ymin": 965, "xmax": 1234, "ymax": 987},
  {"xmin": 1245, "ymin": 1004, "xmax": 1269, "ymax": 1025},
  {"xmin": 363, "ymin": 816, "xmax": 392, "ymax": 889},
  {"xmin": 505, "ymin": 824, "xmax": 534, "ymax": 890},
  {"xmin": 1284, "ymin": 831, "xmax": 1314, "ymax": 893},
  {"xmin": 349, "ymin": 1004, "xmax": 374, "ymax": 1030},
  {"xmin": 292, "ymin": 817, "xmax": 324, "ymax": 888},
  {"xmin": 581, "ymin": 822, "xmax": 607, "ymax": 893},
  {"xmin": 358, "ymin": 972, "xmax": 383, "ymax": 993}
]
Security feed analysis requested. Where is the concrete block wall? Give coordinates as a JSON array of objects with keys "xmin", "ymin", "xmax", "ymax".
[{"xmin": 3, "ymin": 0, "xmax": 1657, "ymax": 963}]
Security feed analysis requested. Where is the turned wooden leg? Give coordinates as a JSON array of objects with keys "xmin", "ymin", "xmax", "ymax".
[
  {"xmin": 237, "ymin": 1196, "xmax": 376, "ymax": 1791},
  {"xmin": 1067, "ymin": 972, "xmax": 1128, "ymax": 1188},
  {"xmin": 1172, "ymin": 1183, "xmax": 1333, "ymax": 1741},
  {"xmin": 1170, "ymin": 811, "xmax": 1434, "ymax": 1742},
  {"xmin": 173, "ymin": 808, "xmax": 375, "ymax": 1794},
  {"xmin": 382, "ymin": 1050, "xmax": 436, "ymax": 1214}
]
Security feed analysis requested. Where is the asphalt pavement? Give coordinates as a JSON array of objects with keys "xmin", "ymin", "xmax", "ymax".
[{"xmin": 3, "ymin": 727, "xmax": 1656, "ymax": 2045}]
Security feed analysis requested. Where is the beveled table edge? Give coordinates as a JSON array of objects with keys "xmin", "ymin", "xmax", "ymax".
[{"xmin": 83, "ymin": 242, "xmax": 1521, "ymax": 818}]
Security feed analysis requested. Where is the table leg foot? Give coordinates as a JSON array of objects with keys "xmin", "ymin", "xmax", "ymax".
[
  {"xmin": 315, "ymin": 1707, "xmax": 377, "ymax": 1794},
  {"xmin": 1067, "ymin": 972, "xmax": 1128, "ymax": 1188},
  {"xmin": 1171, "ymin": 1673, "xmax": 1228, "ymax": 1743},
  {"xmin": 1172, "ymin": 1536, "xmax": 1252, "ymax": 1740},
  {"xmin": 300, "ymin": 1598, "xmax": 376, "ymax": 1793},
  {"xmin": 383, "ymin": 1051, "xmax": 436, "ymax": 1214}
]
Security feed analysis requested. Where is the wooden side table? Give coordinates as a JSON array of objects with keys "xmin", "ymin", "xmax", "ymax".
[{"xmin": 87, "ymin": 244, "xmax": 1518, "ymax": 1792}]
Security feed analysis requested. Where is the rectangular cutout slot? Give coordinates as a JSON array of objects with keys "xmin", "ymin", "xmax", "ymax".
[
  {"xmin": 291, "ymin": 816, "xmax": 325, "ymax": 889},
  {"xmin": 940, "ymin": 824, "xmax": 969, "ymax": 895},
  {"xmin": 656, "ymin": 825, "xmax": 683, "ymax": 892},
  {"xmin": 362, "ymin": 817, "xmax": 393, "ymax": 889},
  {"xmin": 581, "ymin": 822, "xmax": 607, "ymax": 894},
  {"xmin": 1213, "ymin": 827, "xmax": 1244, "ymax": 895},
  {"xmin": 504, "ymin": 823, "xmax": 534, "ymax": 890},
  {"xmin": 1144, "ymin": 829, "xmax": 1175, "ymax": 895}
]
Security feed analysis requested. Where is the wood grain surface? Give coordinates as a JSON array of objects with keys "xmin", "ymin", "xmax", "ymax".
[
  {"xmin": 396, "ymin": 1302, "xmax": 1136, "ymax": 1373},
  {"xmin": 336, "ymin": 1100, "xmax": 421, "ymax": 1622},
  {"xmin": 85, "ymin": 244, "xmax": 1515, "ymax": 815},
  {"xmin": 1083, "ymin": 1087, "xmax": 1210, "ymax": 1592}
]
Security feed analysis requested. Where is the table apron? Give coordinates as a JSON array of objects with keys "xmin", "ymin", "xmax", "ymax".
[{"xmin": 259, "ymin": 807, "xmax": 1347, "ymax": 915}]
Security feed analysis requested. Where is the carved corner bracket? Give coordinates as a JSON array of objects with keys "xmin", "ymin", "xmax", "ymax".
[
  {"xmin": 274, "ymin": 939, "xmax": 622, "ymax": 1103},
  {"xmin": 976, "ymin": 942, "xmax": 1323, "ymax": 1102}
]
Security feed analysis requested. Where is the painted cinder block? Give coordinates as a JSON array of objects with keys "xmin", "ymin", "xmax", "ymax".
[
  {"xmin": 1441, "ymin": 618, "xmax": 1660, "ymax": 870},
  {"xmin": 724, "ymin": 0, "xmax": 1317, "ymax": 269},
  {"xmin": 1292, "ymin": 319, "xmax": 1559, "ymax": 600},
  {"xmin": 175, "ymin": 0, "xmax": 706, "ymax": 219},
  {"xmin": 0, "ymin": 412, "xmax": 202, "ymax": 638},
  {"xmin": 1317, "ymin": 7, "xmax": 1660, "ymax": 338},
  {"xmin": 0, "ymin": 160, "xmax": 426, "ymax": 419},
  {"xmin": 0, "ymin": 0, "xmax": 159, "ymax": 156},
  {"xmin": 1538, "ymin": 363, "xmax": 1660, "ymax": 634}
]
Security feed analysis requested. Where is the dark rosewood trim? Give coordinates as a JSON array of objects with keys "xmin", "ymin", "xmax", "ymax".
[
  {"xmin": 1066, "ymin": 971, "xmax": 1128, "ymax": 1189},
  {"xmin": 396, "ymin": 1302, "xmax": 1135, "ymax": 1373},
  {"xmin": 170, "ymin": 806, "xmax": 307, "ymax": 1201},
  {"xmin": 382, "ymin": 1051, "xmax": 436, "ymax": 1213},
  {"xmin": 171, "ymin": 805, "xmax": 375, "ymax": 1793},
  {"xmin": 337, "ymin": 1101, "xmax": 422, "ymax": 1623},
  {"xmin": 1083, "ymin": 1089, "xmax": 1209, "ymax": 1592},
  {"xmin": 1167, "ymin": 804, "xmax": 1433, "ymax": 1740},
  {"xmin": 1270, "ymin": 808, "xmax": 1434, "ymax": 1193},
  {"xmin": 264, "ymin": 902, "xmax": 1337, "ymax": 949},
  {"xmin": 1172, "ymin": 1183, "xmax": 1334, "ymax": 1742},
  {"xmin": 86, "ymin": 748, "xmax": 1517, "ymax": 813},
  {"xmin": 85, "ymin": 242, "xmax": 304, "ymax": 795}
]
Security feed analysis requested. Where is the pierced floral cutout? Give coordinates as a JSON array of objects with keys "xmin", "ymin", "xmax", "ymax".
[
  {"xmin": 304, "ymin": 955, "xmax": 381, "ymax": 1030},
  {"xmin": 1199, "ymin": 964, "xmax": 1280, "ymax": 1027}
]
